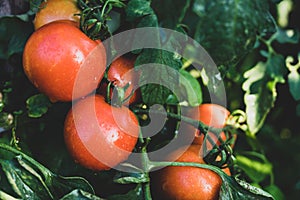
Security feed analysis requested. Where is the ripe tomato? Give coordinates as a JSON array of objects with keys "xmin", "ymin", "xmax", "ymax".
[
  {"xmin": 64, "ymin": 95, "xmax": 139, "ymax": 171},
  {"xmin": 23, "ymin": 21, "xmax": 106, "ymax": 102},
  {"xmin": 150, "ymin": 145, "xmax": 229, "ymax": 200},
  {"xmin": 33, "ymin": 0, "xmax": 81, "ymax": 30},
  {"xmin": 186, "ymin": 104, "xmax": 236, "ymax": 149},
  {"xmin": 99, "ymin": 55, "xmax": 141, "ymax": 105}
]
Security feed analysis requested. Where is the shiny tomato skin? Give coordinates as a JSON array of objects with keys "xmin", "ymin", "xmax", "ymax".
[
  {"xmin": 33, "ymin": 0, "xmax": 80, "ymax": 30},
  {"xmin": 64, "ymin": 95, "xmax": 139, "ymax": 171},
  {"xmin": 100, "ymin": 56, "xmax": 141, "ymax": 105},
  {"xmin": 23, "ymin": 21, "xmax": 106, "ymax": 102},
  {"xmin": 151, "ymin": 145, "xmax": 228, "ymax": 200}
]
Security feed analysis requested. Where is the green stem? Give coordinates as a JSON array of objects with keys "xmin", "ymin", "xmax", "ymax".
[
  {"xmin": 133, "ymin": 107, "xmax": 228, "ymax": 145},
  {"xmin": 177, "ymin": 0, "xmax": 191, "ymax": 25},
  {"xmin": 148, "ymin": 160, "xmax": 227, "ymax": 176}
]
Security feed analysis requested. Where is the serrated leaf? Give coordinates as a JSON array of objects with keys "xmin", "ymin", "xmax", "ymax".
[
  {"xmin": 26, "ymin": 94, "xmax": 51, "ymax": 118},
  {"xmin": 193, "ymin": 0, "xmax": 276, "ymax": 67},
  {"xmin": 288, "ymin": 70, "xmax": 300, "ymax": 101},
  {"xmin": 136, "ymin": 49, "xmax": 182, "ymax": 105},
  {"xmin": 179, "ymin": 69, "xmax": 202, "ymax": 106},
  {"xmin": 242, "ymin": 54, "xmax": 285, "ymax": 135},
  {"xmin": 60, "ymin": 189, "xmax": 103, "ymax": 200}
]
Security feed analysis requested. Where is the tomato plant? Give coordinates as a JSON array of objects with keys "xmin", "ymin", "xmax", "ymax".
[
  {"xmin": 0, "ymin": 0, "xmax": 299, "ymax": 200},
  {"xmin": 23, "ymin": 20, "xmax": 106, "ymax": 102}
]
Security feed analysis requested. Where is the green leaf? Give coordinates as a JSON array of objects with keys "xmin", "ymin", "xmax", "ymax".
[
  {"xmin": 0, "ymin": 189, "xmax": 21, "ymax": 200},
  {"xmin": 264, "ymin": 185, "xmax": 285, "ymax": 200},
  {"xmin": 274, "ymin": 29, "xmax": 299, "ymax": 44},
  {"xmin": 235, "ymin": 152, "xmax": 273, "ymax": 183},
  {"xmin": 220, "ymin": 178, "xmax": 274, "ymax": 200},
  {"xmin": 26, "ymin": 94, "xmax": 51, "ymax": 118},
  {"xmin": 60, "ymin": 189, "xmax": 104, "ymax": 200},
  {"xmin": 0, "ymin": 16, "xmax": 33, "ymax": 59},
  {"xmin": 179, "ymin": 69, "xmax": 202, "ymax": 106},
  {"xmin": 192, "ymin": 0, "xmax": 276, "ymax": 67},
  {"xmin": 0, "ymin": 144, "xmax": 94, "ymax": 199},
  {"xmin": 242, "ymin": 54, "xmax": 286, "ymax": 135},
  {"xmin": 288, "ymin": 70, "xmax": 300, "ymax": 101},
  {"xmin": 0, "ymin": 159, "xmax": 45, "ymax": 200},
  {"xmin": 113, "ymin": 172, "xmax": 148, "ymax": 184},
  {"xmin": 126, "ymin": 0, "xmax": 153, "ymax": 22},
  {"xmin": 136, "ymin": 49, "xmax": 182, "ymax": 106}
]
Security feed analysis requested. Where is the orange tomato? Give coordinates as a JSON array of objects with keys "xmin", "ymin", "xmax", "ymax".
[
  {"xmin": 33, "ymin": 0, "xmax": 81, "ymax": 30},
  {"xmin": 185, "ymin": 104, "xmax": 236, "ymax": 150},
  {"xmin": 151, "ymin": 145, "xmax": 229, "ymax": 200},
  {"xmin": 23, "ymin": 21, "xmax": 106, "ymax": 102},
  {"xmin": 64, "ymin": 95, "xmax": 139, "ymax": 171}
]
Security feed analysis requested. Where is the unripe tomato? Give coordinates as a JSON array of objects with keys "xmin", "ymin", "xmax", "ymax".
[
  {"xmin": 23, "ymin": 21, "xmax": 106, "ymax": 102},
  {"xmin": 186, "ymin": 104, "xmax": 236, "ymax": 149},
  {"xmin": 64, "ymin": 95, "xmax": 139, "ymax": 171},
  {"xmin": 99, "ymin": 56, "xmax": 141, "ymax": 105},
  {"xmin": 33, "ymin": 0, "xmax": 81, "ymax": 30},
  {"xmin": 151, "ymin": 145, "xmax": 229, "ymax": 200}
]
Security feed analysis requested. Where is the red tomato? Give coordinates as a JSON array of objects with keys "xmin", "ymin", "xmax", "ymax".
[
  {"xmin": 23, "ymin": 21, "xmax": 106, "ymax": 102},
  {"xmin": 99, "ymin": 56, "xmax": 141, "ymax": 105},
  {"xmin": 33, "ymin": 0, "xmax": 81, "ymax": 30},
  {"xmin": 185, "ymin": 104, "xmax": 235, "ymax": 149},
  {"xmin": 151, "ymin": 145, "xmax": 229, "ymax": 200},
  {"xmin": 64, "ymin": 95, "xmax": 139, "ymax": 171}
]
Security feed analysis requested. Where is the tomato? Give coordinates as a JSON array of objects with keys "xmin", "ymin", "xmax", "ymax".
[
  {"xmin": 23, "ymin": 21, "xmax": 106, "ymax": 102},
  {"xmin": 99, "ymin": 56, "xmax": 141, "ymax": 105},
  {"xmin": 64, "ymin": 95, "xmax": 139, "ymax": 171},
  {"xmin": 185, "ymin": 104, "xmax": 236, "ymax": 149},
  {"xmin": 150, "ymin": 145, "xmax": 229, "ymax": 200},
  {"xmin": 33, "ymin": 0, "xmax": 81, "ymax": 30}
]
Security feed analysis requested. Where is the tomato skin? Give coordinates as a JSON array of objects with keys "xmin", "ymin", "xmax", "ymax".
[
  {"xmin": 64, "ymin": 95, "xmax": 139, "ymax": 171},
  {"xmin": 99, "ymin": 56, "xmax": 141, "ymax": 105},
  {"xmin": 33, "ymin": 0, "xmax": 80, "ymax": 30},
  {"xmin": 186, "ymin": 104, "xmax": 235, "ymax": 148},
  {"xmin": 23, "ymin": 21, "xmax": 106, "ymax": 102},
  {"xmin": 151, "ymin": 145, "xmax": 228, "ymax": 200}
]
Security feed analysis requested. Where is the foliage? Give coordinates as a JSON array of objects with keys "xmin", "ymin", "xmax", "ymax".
[{"xmin": 0, "ymin": 0, "xmax": 299, "ymax": 199}]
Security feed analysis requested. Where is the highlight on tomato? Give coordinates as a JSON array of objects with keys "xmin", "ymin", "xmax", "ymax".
[
  {"xmin": 23, "ymin": 21, "xmax": 106, "ymax": 102},
  {"xmin": 63, "ymin": 95, "xmax": 140, "ymax": 171}
]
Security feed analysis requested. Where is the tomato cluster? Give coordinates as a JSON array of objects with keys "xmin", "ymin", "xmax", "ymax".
[
  {"xmin": 23, "ymin": 0, "xmax": 140, "ymax": 171},
  {"xmin": 22, "ymin": 0, "xmax": 236, "ymax": 198}
]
